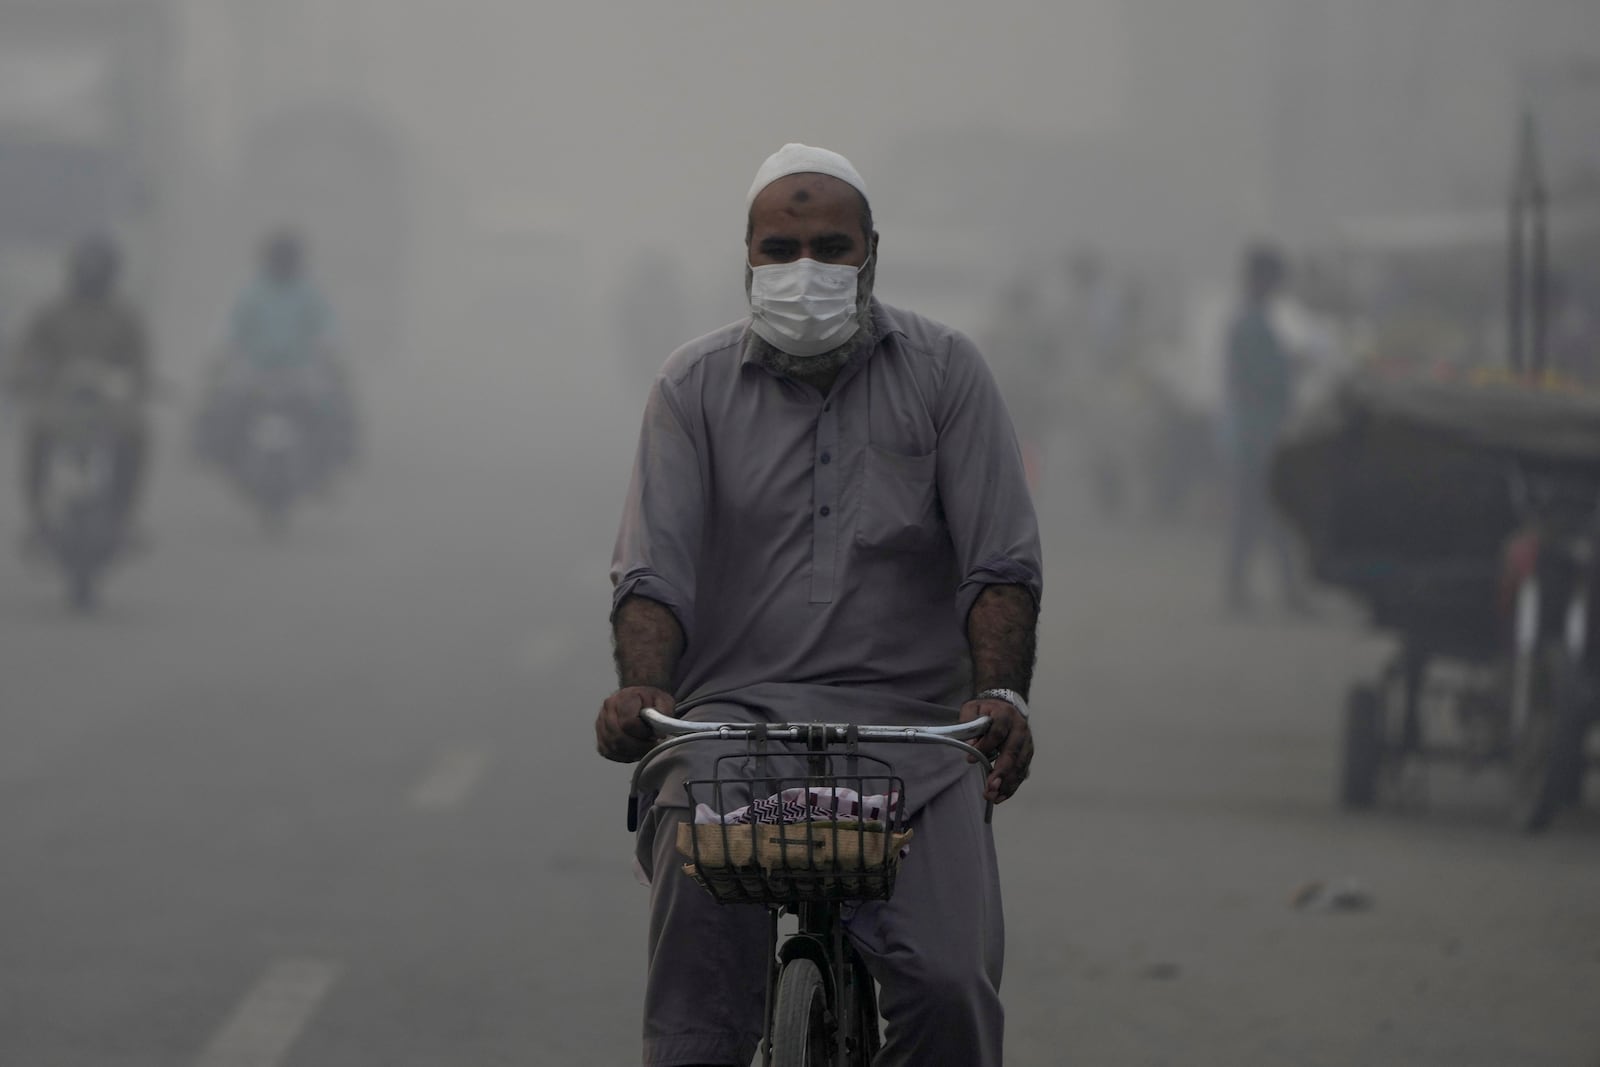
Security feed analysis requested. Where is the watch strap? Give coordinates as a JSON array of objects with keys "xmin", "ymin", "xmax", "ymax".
[{"xmin": 977, "ymin": 687, "xmax": 1030, "ymax": 718}]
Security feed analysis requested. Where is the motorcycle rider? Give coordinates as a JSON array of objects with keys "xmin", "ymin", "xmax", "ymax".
[
  {"xmin": 231, "ymin": 230, "xmax": 334, "ymax": 371},
  {"xmin": 202, "ymin": 230, "xmax": 353, "ymax": 472},
  {"xmin": 5, "ymin": 236, "xmax": 151, "ymax": 545}
]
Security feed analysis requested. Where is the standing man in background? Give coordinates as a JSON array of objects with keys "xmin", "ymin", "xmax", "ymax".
[
  {"xmin": 1059, "ymin": 247, "xmax": 1135, "ymax": 515},
  {"xmin": 982, "ymin": 275, "xmax": 1059, "ymax": 490},
  {"xmin": 1222, "ymin": 243, "xmax": 1308, "ymax": 614}
]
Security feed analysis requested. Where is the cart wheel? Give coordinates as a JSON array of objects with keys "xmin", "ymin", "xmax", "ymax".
[
  {"xmin": 1340, "ymin": 684, "xmax": 1384, "ymax": 809},
  {"xmin": 1509, "ymin": 645, "xmax": 1588, "ymax": 833},
  {"xmin": 772, "ymin": 957, "xmax": 831, "ymax": 1067}
]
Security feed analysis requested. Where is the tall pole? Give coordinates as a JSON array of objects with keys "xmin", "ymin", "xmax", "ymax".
[
  {"xmin": 1508, "ymin": 110, "xmax": 1548, "ymax": 377},
  {"xmin": 1529, "ymin": 116, "xmax": 1548, "ymax": 378},
  {"xmin": 1508, "ymin": 116, "xmax": 1526, "ymax": 374}
]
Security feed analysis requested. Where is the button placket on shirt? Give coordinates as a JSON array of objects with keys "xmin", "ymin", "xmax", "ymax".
[{"xmin": 810, "ymin": 397, "xmax": 840, "ymax": 604}]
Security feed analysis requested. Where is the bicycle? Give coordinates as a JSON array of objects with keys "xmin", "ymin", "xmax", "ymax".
[{"xmin": 627, "ymin": 707, "xmax": 993, "ymax": 1066}]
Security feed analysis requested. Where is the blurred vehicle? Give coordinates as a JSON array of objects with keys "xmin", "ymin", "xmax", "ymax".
[
  {"xmin": 1278, "ymin": 121, "xmax": 1600, "ymax": 830},
  {"xmin": 193, "ymin": 231, "xmax": 358, "ymax": 532},
  {"xmin": 0, "ymin": 3, "xmax": 176, "ymax": 349},
  {"xmin": 1280, "ymin": 388, "xmax": 1600, "ymax": 832},
  {"xmin": 1494, "ymin": 467, "xmax": 1599, "ymax": 828},
  {"xmin": 5, "ymin": 234, "xmax": 152, "ymax": 609},
  {"xmin": 194, "ymin": 360, "xmax": 346, "ymax": 534},
  {"xmin": 29, "ymin": 361, "xmax": 142, "ymax": 610}
]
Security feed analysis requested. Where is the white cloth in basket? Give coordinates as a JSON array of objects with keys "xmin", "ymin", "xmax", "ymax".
[{"xmin": 693, "ymin": 785, "xmax": 899, "ymax": 827}]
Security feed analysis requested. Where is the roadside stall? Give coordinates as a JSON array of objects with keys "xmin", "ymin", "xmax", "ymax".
[{"xmin": 1274, "ymin": 118, "xmax": 1600, "ymax": 831}]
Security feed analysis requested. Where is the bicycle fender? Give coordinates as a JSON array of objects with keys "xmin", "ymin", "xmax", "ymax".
[{"xmin": 778, "ymin": 934, "xmax": 838, "ymax": 1003}]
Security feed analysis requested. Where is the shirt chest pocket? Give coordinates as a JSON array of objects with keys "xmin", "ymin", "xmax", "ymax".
[{"xmin": 857, "ymin": 445, "xmax": 943, "ymax": 552}]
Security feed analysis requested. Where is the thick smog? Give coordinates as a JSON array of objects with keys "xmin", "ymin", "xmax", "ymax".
[{"xmin": 1, "ymin": 3, "xmax": 1597, "ymax": 1065}]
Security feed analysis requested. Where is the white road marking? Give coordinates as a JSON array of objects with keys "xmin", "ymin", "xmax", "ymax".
[
  {"xmin": 195, "ymin": 958, "xmax": 340, "ymax": 1067},
  {"xmin": 409, "ymin": 745, "xmax": 492, "ymax": 811}
]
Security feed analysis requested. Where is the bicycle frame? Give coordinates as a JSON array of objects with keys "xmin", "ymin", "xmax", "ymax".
[{"xmin": 628, "ymin": 708, "xmax": 995, "ymax": 1065}]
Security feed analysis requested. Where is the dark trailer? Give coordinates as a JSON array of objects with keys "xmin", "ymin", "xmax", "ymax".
[{"xmin": 1274, "ymin": 104, "xmax": 1600, "ymax": 833}]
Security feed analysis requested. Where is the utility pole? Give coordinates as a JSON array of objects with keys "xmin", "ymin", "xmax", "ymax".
[
  {"xmin": 1507, "ymin": 52, "xmax": 1600, "ymax": 375},
  {"xmin": 1507, "ymin": 110, "xmax": 1548, "ymax": 376}
]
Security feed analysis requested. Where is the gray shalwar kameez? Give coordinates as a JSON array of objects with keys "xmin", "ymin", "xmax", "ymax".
[{"xmin": 612, "ymin": 301, "xmax": 1042, "ymax": 1067}]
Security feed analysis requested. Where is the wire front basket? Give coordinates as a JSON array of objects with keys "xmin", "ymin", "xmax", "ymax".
[{"xmin": 678, "ymin": 751, "xmax": 909, "ymax": 905}]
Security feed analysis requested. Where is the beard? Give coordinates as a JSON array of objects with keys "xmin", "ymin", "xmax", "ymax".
[{"xmin": 745, "ymin": 255, "xmax": 878, "ymax": 382}]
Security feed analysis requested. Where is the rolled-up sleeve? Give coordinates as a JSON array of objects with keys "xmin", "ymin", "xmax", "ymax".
[
  {"xmin": 935, "ymin": 333, "xmax": 1044, "ymax": 624},
  {"xmin": 610, "ymin": 376, "xmax": 704, "ymax": 645}
]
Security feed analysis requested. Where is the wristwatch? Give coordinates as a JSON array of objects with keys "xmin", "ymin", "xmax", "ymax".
[{"xmin": 977, "ymin": 688, "xmax": 1030, "ymax": 719}]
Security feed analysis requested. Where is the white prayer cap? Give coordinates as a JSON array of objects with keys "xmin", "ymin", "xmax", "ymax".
[{"xmin": 746, "ymin": 143, "xmax": 868, "ymax": 208}]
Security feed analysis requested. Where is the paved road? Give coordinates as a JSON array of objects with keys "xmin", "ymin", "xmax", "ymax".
[{"xmin": 1, "ymin": 367, "xmax": 1596, "ymax": 1066}]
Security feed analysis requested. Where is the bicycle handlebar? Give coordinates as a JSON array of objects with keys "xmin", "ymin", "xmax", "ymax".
[
  {"xmin": 640, "ymin": 707, "xmax": 992, "ymax": 742},
  {"xmin": 626, "ymin": 708, "xmax": 997, "ymax": 831}
]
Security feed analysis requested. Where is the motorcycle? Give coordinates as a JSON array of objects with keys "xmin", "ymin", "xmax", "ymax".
[
  {"xmin": 235, "ymin": 377, "xmax": 318, "ymax": 534},
  {"xmin": 198, "ymin": 362, "xmax": 342, "ymax": 534},
  {"xmin": 1496, "ymin": 466, "xmax": 1598, "ymax": 829},
  {"xmin": 1336, "ymin": 461, "xmax": 1599, "ymax": 832},
  {"xmin": 32, "ymin": 366, "xmax": 142, "ymax": 611}
]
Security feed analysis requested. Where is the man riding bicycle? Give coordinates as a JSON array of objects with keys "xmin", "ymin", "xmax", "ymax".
[{"xmin": 596, "ymin": 143, "xmax": 1042, "ymax": 1067}]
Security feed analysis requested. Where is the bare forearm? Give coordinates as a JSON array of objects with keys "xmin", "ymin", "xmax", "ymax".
[
  {"xmin": 612, "ymin": 595, "xmax": 685, "ymax": 690},
  {"xmin": 967, "ymin": 584, "xmax": 1038, "ymax": 698}
]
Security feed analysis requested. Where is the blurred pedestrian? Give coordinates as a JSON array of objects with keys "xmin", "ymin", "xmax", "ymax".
[
  {"xmin": 1058, "ymin": 247, "xmax": 1138, "ymax": 515},
  {"xmin": 1222, "ymin": 243, "xmax": 1307, "ymax": 614},
  {"xmin": 982, "ymin": 275, "xmax": 1058, "ymax": 489}
]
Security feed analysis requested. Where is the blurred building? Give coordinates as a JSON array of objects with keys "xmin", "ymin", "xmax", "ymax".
[
  {"xmin": 867, "ymin": 2, "xmax": 1599, "ymax": 323},
  {"xmin": 1123, "ymin": 0, "xmax": 1600, "ymax": 248},
  {"xmin": 167, "ymin": 0, "xmax": 416, "ymax": 370},
  {"xmin": 0, "ymin": 0, "xmax": 419, "ymax": 373},
  {"xmin": 0, "ymin": 0, "xmax": 179, "ymax": 334}
]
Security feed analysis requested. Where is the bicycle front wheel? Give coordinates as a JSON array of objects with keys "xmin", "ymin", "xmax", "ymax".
[{"xmin": 772, "ymin": 957, "xmax": 831, "ymax": 1067}]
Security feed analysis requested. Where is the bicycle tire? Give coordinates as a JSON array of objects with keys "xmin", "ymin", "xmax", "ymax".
[
  {"xmin": 1511, "ymin": 643, "xmax": 1587, "ymax": 833},
  {"xmin": 772, "ymin": 957, "xmax": 830, "ymax": 1067}
]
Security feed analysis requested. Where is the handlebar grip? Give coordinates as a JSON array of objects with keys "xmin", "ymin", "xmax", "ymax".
[{"xmin": 640, "ymin": 707, "xmax": 708, "ymax": 737}]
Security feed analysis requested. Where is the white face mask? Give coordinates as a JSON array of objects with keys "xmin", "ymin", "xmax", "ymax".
[{"xmin": 747, "ymin": 257, "xmax": 862, "ymax": 358}]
